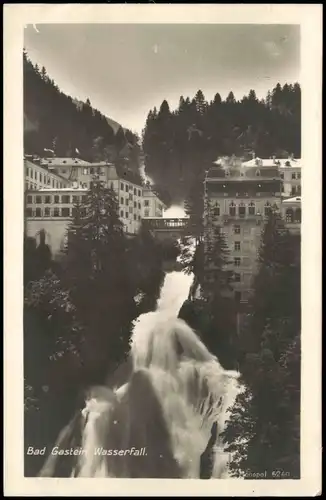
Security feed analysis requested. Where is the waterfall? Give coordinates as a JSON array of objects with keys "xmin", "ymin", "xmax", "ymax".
[{"xmin": 39, "ymin": 271, "xmax": 241, "ymax": 479}]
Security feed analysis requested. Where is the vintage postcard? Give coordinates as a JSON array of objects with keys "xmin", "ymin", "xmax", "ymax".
[{"xmin": 4, "ymin": 4, "xmax": 322, "ymax": 497}]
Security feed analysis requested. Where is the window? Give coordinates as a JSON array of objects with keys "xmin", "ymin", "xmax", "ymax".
[
  {"xmin": 47, "ymin": 177, "xmax": 51, "ymax": 185},
  {"xmin": 294, "ymin": 208, "xmax": 301, "ymax": 222},
  {"xmin": 53, "ymin": 208, "xmax": 60, "ymax": 217},
  {"xmin": 54, "ymin": 195, "xmax": 60, "ymax": 203},
  {"xmin": 280, "ymin": 173, "xmax": 284, "ymax": 179},
  {"xmin": 125, "ymin": 212, "xmax": 129, "ymax": 218},
  {"xmin": 125, "ymin": 184, "xmax": 129, "ymax": 193},
  {"xmin": 144, "ymin": 200, "xmax": 149, "ymax": 207},
  {"xmin": 214, "ymin": 203, "xmax": 220, "ymax": 216},
  {"xmin": 35, "ymin": 208, "xmax": 42, "ymax": 217},
  {"xmin": 138, "ymin": 203, "xmax": 141, "ymax": 210},
  {"xmin": 134, "ymin": 214, "xmax": 137, "ymax": 221},
  {"xmin": 294, "ymin": 208, "xmax": 301, "ymax": 223},
  {"xmin": 83, "ymin": 168, "xmax": 88, "ymax": 175},
  {"xmin": 234, "ymin": 257, "xmax": 241, "ymax": 267},
  {"xmin": 248, "ymin": 202, "xmax": 255, "ymax": 215},
  {"xmin": 62, "ymin": 207, "xmax": 70, "ymax": 217},
  {"xmin": 229, "ymin": 202, "xmax": 236, "ymax": 216},
  {"xmin": 120, "ymin": 210, "xmax": 124, "ymax": 218},
  {"xmin": 255, "ymin": 169, "xmax": 261, "ymax": 177},
  {"xmin": 285, "ymin": 208, "xmax": 294, "ymax": 223},
  {"xmin": 264, "ymin": 202, "xmax": 272, "ymax": 217},
  {"xmin": 27, "ymin": 195, "xmax": 33, "ymax": 204},
  {"xmin": 45, "ymin": 195, "xmax": 51, "ymax": 204},
  {"xmin": 234, "ymin": 272, "xmax": 241, "ymax": 283},
  {"xmin": 36, "ymin": 196, "xmax": 42, "ymax": 204},
  {"xmin": 129, "ymin": 206, "xmax": 133, "ymax": 213},
  {"xmin": 134, "ymin": 201, "xmax": 137, "ymax": 208},
  {"xmin": 72, "ymin": 196, "xmax": 79, "ymax": 204},
  {"xmin": 239, "ymin": 203, "xmax": 246, "ymax": 218},
  {"xmin": 121, "ymin": 197, "xmax": 124, "ymax": 205},
  {"xmin": 97, "ymin": 167, "xmax": 102, "ymax": 175},
  {"xmin": 126, "ymin": 199, "xmax": 129, "ymax": 206},
  {"xmin": 52, "ymin": 178, "xmax": 55, "ymax": 187},
  {"xmin": 138, "ymin": 190, "xmax": 141, "ymax": 197},
  {"xmin": 44, "ymin": 207, "xmax": 51, "ymax": 217},
  {"xmin": 26, "ymin": 208, "xmax": 33, "ymax": 217},
  {"xmin": 291, "ymin": 172, "xmax": 296, "ymax": 180},
  {"xmin": 144, "ymin": 209, "xmax": 149, "ymax": 217},
  {"xmin": 62, "ymin": 195, "xmax": 70, "ymax": 204},
  {"xmin": 134, "ymin": 188, "xmax": 137, "ymax": 195},
  {"xmin": 138, "ymin": 215, "xmax": 141, "ymax": 221},
  {"xmin": 121, "ymin": 182, "xmax": 124, "ymax": 190},
  {"xmin": 297, "ymin": 172, "xmax": 301, "ymax": 180},
  {"xmin": 110, "ymin": 182, "xmax": 114, "ymax": 189},
  {"xmin": 234, "ymin": 241, "xmax": 241, "ymax": 251},
  {"xmin": 234, "ymin": 225, "xmax": 240, "ymax": 234},
  {"xmin": 90, "ymin": 167, "xmax": 95, "ymax": 175}
]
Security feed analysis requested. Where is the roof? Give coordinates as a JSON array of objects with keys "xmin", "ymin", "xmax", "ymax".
[
  {"xmin": 27, "ymin": 187, "xmax": 88, "ymax": 192},
  {"xmin": 282, "ymin": 196, "xmax": 301, "ymax": 204},
  {"xmin": 24, "ymin": 159, "xmax": 70, "ymax": 182},
  {"xmin": 43, "ymin": 157, "xmax": 93, "ymax": 167},
  {"xmin": 242, "ymin": 157, "xmax": 302, "ymax": 169},
  {"xmin": 206, "ymin": 165, "xmax": 280, "ymax": 180}
]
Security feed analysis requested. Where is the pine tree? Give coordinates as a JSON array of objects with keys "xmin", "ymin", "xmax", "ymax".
[
  {"xmin": 63, "ymin": 180, "xmax": 135, "ymax": 384},
  {"xmin": 194, "ymin": 89, "xmax": 207, "ymax": 115}
]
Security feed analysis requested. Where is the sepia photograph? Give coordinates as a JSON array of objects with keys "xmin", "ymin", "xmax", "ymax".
[{"xmin": 4, "ymin": 4, "xmax": 322, "ymax": 497}]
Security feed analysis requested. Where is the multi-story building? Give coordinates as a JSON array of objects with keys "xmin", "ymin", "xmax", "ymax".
[
  {"xmin": 204, "ymin": 157, "xmax": 282, "ymax": 305},
  {"xmin": 278, "ymin": 158, "xmax": 302, "ymax": 198},
  {"xmin": 25, "ymin": 157, "xmax": 165, "ymax": 258},
  {"xmin": 25, "ymin": 187, "xmax": 88, "ymax": 254},
  {"xmin": 24, "ymin": 156, "xmax": 70, "ymax": 191},
  {"xmin": 142, "ymin": 188, "xmax": 166, "ymax": 218},
  {"xmin": 242, "ymin": 155, "xmax": 302, "ymax": 199},
  {"xmin": 281, "ymin": 195, "xmax": 301, "ymax": 235}
]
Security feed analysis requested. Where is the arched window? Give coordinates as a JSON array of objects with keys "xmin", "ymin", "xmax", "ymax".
[
  {"xmin": 239, "ymin": 202, "xmax": 246, "ymax": 218},
  {"xmin": 229, "ymin": 201, "xmax": 236, "ymax": 216},
  {"xmin": 264, "ymin": 201, "xmax": 272, "ymax": 217},
  {"xmin": 285, "ymin": 208, "xmax": 294, "ymax": 223},
  {"xmin": 294, "ymin": 208, "xmax": 301, "ymax": 223},
  {"xmin": 248, "ymin": 201, "xmax": 255, "ymax": 215}
]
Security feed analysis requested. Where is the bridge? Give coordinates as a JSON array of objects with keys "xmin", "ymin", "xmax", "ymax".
[{"xmin": 142, "ymin": 217, "xmax": 189, "ymax": 241}]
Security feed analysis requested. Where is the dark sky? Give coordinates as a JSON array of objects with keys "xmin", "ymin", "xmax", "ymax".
[{"xmin": 24, "ymin": 23, "xmax": 300, "ymax": 135}]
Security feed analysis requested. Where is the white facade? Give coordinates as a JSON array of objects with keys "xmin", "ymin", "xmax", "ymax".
[
  {"xmin": 142, "ymin": 188, "xmax": 166, "ymax": 218},
  {"xmin": 25, "ymin": 157, "xmax": 166, "ymax": 257},
  {"xmin": 24, "ymin": 158, "xmax": 70, "ymax": 191}
]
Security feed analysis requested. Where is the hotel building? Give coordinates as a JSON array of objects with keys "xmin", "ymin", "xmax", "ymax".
[
  {"xmin": 204, "ymin": 156, "xmax": 282, "ymax": 305},
  {"xmin": 25, "ymin": 157, "xmax": 165, "ymax": 257}
]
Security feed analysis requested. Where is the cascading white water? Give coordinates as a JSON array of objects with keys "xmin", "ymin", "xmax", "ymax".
[{"xmin": 40, "ymin": 271, "xmax": 241, "ymax": 479}]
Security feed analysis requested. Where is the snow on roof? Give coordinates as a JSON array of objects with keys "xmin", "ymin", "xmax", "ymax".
[
  {"xmin": 242, "ymin": 157, "xmax": 302, "ymax": 168},
  {"xmin": 282, "ymin": 196, "xmax": 301, "ymax": 203},
  {"xmin": 44, "ymin": 157, "xmax": 92, "ymax": 166},
  {"xmin": 33, "ymin": 187, "xmax": 89, "ymax": 192}
]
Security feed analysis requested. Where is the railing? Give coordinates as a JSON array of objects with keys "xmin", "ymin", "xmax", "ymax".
[{"xmin": 142, "ymin": 218, "xmax": 188, "ymax": 230}]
